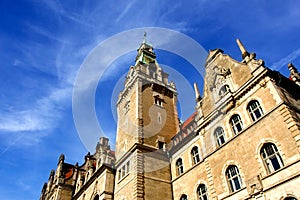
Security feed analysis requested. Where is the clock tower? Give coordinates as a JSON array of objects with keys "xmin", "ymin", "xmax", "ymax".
[{"xmin": 114, "ymin": 39, "xmax": 179, "ymax": 200}]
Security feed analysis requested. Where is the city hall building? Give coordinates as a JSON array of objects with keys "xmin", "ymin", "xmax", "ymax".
[{"xmin": 40, "ymin": 38, "xmax": 300, "ymax": 200}]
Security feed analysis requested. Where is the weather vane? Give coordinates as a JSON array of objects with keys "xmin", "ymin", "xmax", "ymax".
[{"xmin": 143, "ymin": 32, "xmax": 147, "ymax": 43}]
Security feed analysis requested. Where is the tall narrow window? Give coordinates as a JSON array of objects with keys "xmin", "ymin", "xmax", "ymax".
[
  {"xmin": 158, "ymin": 141, "xmax": 164, "ymax": 149},
  {"xmin": 260, "ymin": 143, "xmax": 284, "ymax": 173},
  {"xmin": 121, "ymin": 165, "xmax": 126, "ymax": 177},
  {"xmin": 230, "ymin": 114, "xmax": 243, "ymax": 134},
  {"xmin": 215, "ymin": 127, "xmax": 226, "ymax": 146},
  {"xmin": 247, "ymin": 100, "xmax": 263, "ymax": 121},
  {"xmin": 180, "ymin": 194, "xmax": 188, "ymax": 200},
  {"xmin": 197, "ymin": 184, "xmax": 209, "ymax": 200},
  {"xmin": 126, "ymin": 161, "xmax": 130, "ymax": 173},
  {"xmin": 191, "ymin": 146, "xmax": 200, "ymax": 165},
  {"xmin": 176, "ymin": 158, "xmax": 184, "ymax": 176},
  {"xmin": 226, "ymin": 165, "xmax": 243, "ymax": 192}
]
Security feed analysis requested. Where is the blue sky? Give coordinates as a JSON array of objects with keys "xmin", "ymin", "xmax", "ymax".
[{"xmin": 0, "ymin": 0, "xmax": 300, "ymax": 199}]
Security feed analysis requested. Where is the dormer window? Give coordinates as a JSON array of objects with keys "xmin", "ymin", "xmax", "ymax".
[{"xmin": 219, "ymin": 85, "xmax": 230, "ymax": 97}]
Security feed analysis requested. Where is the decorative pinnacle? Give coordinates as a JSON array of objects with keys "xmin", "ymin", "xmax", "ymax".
[
  {"xmin": 236, "ymin": 38, "xmax": 250, "ymax": 59},
  {"xmin": 58, "ymin": 154, "xmax": 65, "ymax": 163},
  {"xmin": 194, "ymin": 82, "xmax": 201, "ymax": 102},
  {"xmin": 288, "ymin": 63, "xmax": 297, "ymax": 72}
]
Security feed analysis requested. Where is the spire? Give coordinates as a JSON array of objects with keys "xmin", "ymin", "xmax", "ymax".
[
  {"xmin": 236, "ymin": 38, "xmax": 250, "ymax": 59},
  {"xmin": 135, "ymin": 33, "xmax": 156, "ymax": 64},
  {"xmin": 194, "ymin": 82, "xmax": 201, "ymax": 102}
]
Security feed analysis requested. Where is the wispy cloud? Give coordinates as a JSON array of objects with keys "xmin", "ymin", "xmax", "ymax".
[
  {"xmin": 115, "ymin": 1, "xmax": 136, "ymax": 23},
  {"xmin": 27, "ymin": 23, "xmax": 69, "ymax": 44},
  {"xmin": 0, "ymin": 87, "xmax": 71, "ymax": 133},
  {"xmin": 271, "ymin": 48, "xmax": 300, "ymax": 70},
  {"xmin": 39, "ymin": 0, "xmax": 95, "ymax": 28}
]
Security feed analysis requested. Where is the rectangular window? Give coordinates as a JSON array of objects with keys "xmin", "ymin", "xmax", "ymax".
[
  {"xmin": 119, "ymin": 160, "xmax": 131, "ymax": 181},
  {"xmin": 126, "ymin": 161, "xmax": 130, "ymax": 173},
  {"xmin": 158, "ymin": 141, "xmax": 164, "ymax": 149}
]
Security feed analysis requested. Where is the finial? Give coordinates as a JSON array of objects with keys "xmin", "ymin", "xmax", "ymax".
[
  {"xmin": 50, "ymin": 169, "xmax": 55, "ymax": 176},
  {"xmin": 236, "ymin": 38, "xmax": 250, "ymax": 59},
  {"xmin": 194, "ymin": 83, "xmax": 201, "ymax": 102},
  {"xmin": 143, "ymin": 32, "xmax": 147, "ymax": 43},
  {"xmin": 58, "ymin": 154, "xmax": 65, "ymax": 163}
]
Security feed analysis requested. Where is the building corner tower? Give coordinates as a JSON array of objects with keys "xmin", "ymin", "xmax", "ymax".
[{"xmin": 114, "ymin": 39, "xmax": 179, "ymax": 200}]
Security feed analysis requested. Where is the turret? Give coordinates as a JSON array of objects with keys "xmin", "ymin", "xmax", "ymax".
[{"xmin": 57, "ymin": 154, "xmax": 65, "ymax": 184}]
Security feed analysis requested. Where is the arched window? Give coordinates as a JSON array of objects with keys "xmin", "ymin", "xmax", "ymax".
[
  {"xmin": 247, "ymin": 100, "xmax": 263, "ymax": 121},
  {"xmin": 226, "ymin": 165, "xmax": 243, "ymax": 192},
  {"xmin": 230, "ymin": 114, "xmax": 243, "ymax": 134},
  {"xmin": 284, "ymin": 197, "xmax": 298, "ymax": 200},
  {"xmin": 94, "ymin": 194, "xmax": 99, "ymax": 200},
  {"xmin": 197, "ymin": 184, "xmax": 209, "ymax": 200},
  {"xmin": 191, "ymin": 146, "xmax": 200, "ymax": 165},
  {"xmin": 260, "ymin": 143, "xmax": 284, "ymax": 173},
  {"xmin": 180, "ymin": 194, "xmax": 188, "ymax": 200},
  {"xmin": 219, "ymin": 85, "xmax": 230, "ymax": 96},
  {"xmin": 176, "ymin": 158, "xmax": 184, "ymax": 176},
  {"xmin": 215, "ymin": 127, "xmax": 226, "ymax": 146}
]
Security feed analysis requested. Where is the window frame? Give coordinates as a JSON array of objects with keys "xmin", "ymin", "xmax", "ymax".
[
  {"xmin": 118, "ymin": 161, "xmax": 131, "ymax": 181},
  {"xmin": 260, "ymin": 143, "xmax": 284, "ymax": 174},
  {"xmin": 226, "ymin": 165, "xmax": 243, "ymax": 192},
  {"xmin": 229, "ymin": 114, "xmax": 243, "ymax": 134},
  {"xmin": 196, "ymin": 184, "xmax": 209, "ymax": 200},
  {"xmin": 176, "ymin": 158, "xmax": 184, "ymax": 176},
  {"xmin": 214, "ymin": 127, "xmax": 226, "ymax": 146},
  {"xmin": 191, "ymin": 146, "xmax": 200, "ymax": 165},
  {"xmin": 247, "ymin": 100, "xmax": 263, "ymax": 122}
]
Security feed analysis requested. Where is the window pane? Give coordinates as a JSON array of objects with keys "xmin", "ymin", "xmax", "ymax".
[
  {"xmin": 233, "ymin": 177, "xmax": 241, "ymax": 190},
  {"xmin": 260, "ymin": 143, "xmax": 284, "ymax": 173},
  {"xmin": 230, "ymin": 115, "xmax": 243, "ymax": 134},
  {"xmin": 247, "ymin": 100, "xmax": 263, "ymax": 121},
  {"xmin": 270, "ymin": 157, "xmax": 281, "ymax": 171},
  {"xmin": 176, "ymin": 159, "xmax": 184, "ymax": 175},
  {"xmin": 215, "ymin": 127, "xmax": 226, "ymax": 146},
  {"xmin": 192, "ymin": 147, "xmax": 200, "ymax": 164},
  {"xmin": 226, "ymin": 165, "xmax": 242, "ymax": 192},
  {"xmin": 197, "ymin": 184, "xmax": 208, "ymax": 200}
]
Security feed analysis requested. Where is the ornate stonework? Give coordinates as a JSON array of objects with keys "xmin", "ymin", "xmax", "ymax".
[{"xmin": 40, "ymin": 39, "xmax": 300, "ymax": 200}]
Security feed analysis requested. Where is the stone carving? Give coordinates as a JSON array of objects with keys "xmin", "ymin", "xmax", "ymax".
[
  {"xmin": 246, "ymin": 175, "xmax": 263, "ymax": 196},
  {"xmin": 207, "ymin": 65, "xmax": 231, "ymax": 91}
]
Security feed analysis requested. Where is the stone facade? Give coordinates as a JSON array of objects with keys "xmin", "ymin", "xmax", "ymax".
[{"xmin": 40, "ymin": 38, "xmax": 300, "ymax": 200}]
